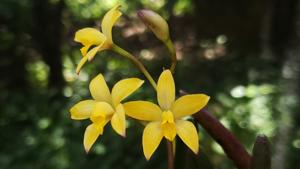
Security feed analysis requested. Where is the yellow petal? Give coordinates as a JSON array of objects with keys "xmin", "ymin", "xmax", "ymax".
[
  {"xmin": 76, "ymin": 44, "xmax": 107, "ymax": 73},
  {"xmin": 76, "ymin": 45, "xmax": 101, "ymax": 74},
  {"xmin": 74, "ymin": 27, "xmax": 106, "ymax": 46},
  {"xmin": 70, "ymin": 100, "xmax": 96, "ymax": 120},
  {"xmin": 176, "ymin": 120, "xmax": 199, "ymax": 154},
  {"xmin": 101, "ymin": 4, "xmax": 122, "ymax": 43},
  {"xmin": 89, "ymin": 74, "xmax": 112, "ymax": 103},
  {"xmin": 111, "ymin": 78, "xmax": 144, "ymax": 106},
  {"xmin": 83, "ymin": 123, "xmax": 104, "ymax": 153},
  {"xmin": 80, "ymin": 45, "xmax": 90, "ymax": 56},
  {"xmin": 90, "ymin": 102, "xmax": 114, "ymax": 124},
  {"xmin": 76, "ymin": 56, "xmax": 88, "ymax": 74},
  {"xmin": 87, "ymin": 42, "xmax": 108, "ymax": 61},
  {"xmin": 143, "ymin": 122, "xmax": 163, "ymax": 160},
  {"xmin": 161, "ymin": 111, "xmax": 176, "ymax": 141},
  {"xmin": 111, "ymin": 104, "xmax": 126, "ymax": 137},
  {"xmin": 85, "ymin": 45, "xmax": 101, "ymax": 62},
  {"xmin": 123, "ymin": 101, "xmax": 162, "ymax": 121},
  {"xmin": 157, "ymin": 69, "xmax": 175, "ymax": 110},
  {"xmin": 172, "ymin": 94, "xmax": 210, "ymax": 119}
]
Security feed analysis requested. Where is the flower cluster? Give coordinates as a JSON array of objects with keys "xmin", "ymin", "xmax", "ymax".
[{"xmin": 70, "ymin": 4, "xmax": 210, "ymax": 160}]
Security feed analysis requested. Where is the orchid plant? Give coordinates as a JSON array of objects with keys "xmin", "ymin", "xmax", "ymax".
[{"xmin": 69, "ymin": 3, "xmax": 265, "ymax": 169}]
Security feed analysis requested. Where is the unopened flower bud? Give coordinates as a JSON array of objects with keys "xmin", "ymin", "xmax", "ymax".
[{"xmin": 137, "ymin": 9, "xmax": 170, "ymax": 42}]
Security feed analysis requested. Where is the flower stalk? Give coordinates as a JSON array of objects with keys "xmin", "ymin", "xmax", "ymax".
[
  {"xmin": 193, "ymin": 109, "xmax": 251, "ymax": 169},
  {"xmin": 165, "ymin": 38, "xmax": 177, "ymax": 73},
  {"xmin": 112, "ymin": 44, "xmax": 157, "ymax": 89},
  {"xmin": 167, "ymin": 140, "xmax": 174, "ymax": 169}
]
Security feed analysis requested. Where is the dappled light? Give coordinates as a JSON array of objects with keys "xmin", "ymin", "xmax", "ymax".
[{"xmin": 1, "ymin": 0, "xmax": 300, "ymax": 169}]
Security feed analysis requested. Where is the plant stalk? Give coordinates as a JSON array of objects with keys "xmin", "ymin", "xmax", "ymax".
[
  {"xmin": 165, "ymin": 38, "xmax": 177, "ymax": 73},
  {"xmin": 167, "ymin": 140, "xmax": 174, "ymax": 169},
  {"xmin": 112, "ymin": 44, "xmax": 157, "ymax": 89},
  {"xmin": 193, "ymin": 109, "xmax": 251, "ymax": 169}
]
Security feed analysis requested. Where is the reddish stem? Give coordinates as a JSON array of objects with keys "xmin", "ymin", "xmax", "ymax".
[
  {"xmin": 193, "ymin": 109, "xmax": 251, "ymax": 169},
  {"xmin": 167, "ymin": 140, "xmax": 174, "ymax": 169}
]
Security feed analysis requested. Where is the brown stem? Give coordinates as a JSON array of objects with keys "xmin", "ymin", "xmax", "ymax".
[
  {"xmin": 167, "ymin": 140, "xmax": 174, "ymax": 169},
  {"xmin": 193, "ymin": 109, "xmax": 251, "ymax": 169}
]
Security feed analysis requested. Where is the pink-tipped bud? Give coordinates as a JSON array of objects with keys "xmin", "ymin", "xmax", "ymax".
[{"xmin": 137, "ymin": 9, "xmax": 170, "ymax": 42}]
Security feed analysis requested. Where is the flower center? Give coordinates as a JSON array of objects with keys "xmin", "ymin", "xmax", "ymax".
[
  {"xmin": 90, "ymin": 113, "xmax": 107, "ymax": 127},
  {"xmin": 161, "ymin": 111, "xmax": 176, "ymax": 141}
]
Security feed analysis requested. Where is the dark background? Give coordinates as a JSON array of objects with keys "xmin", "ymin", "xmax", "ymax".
[{"xmin": 1, "ymin": 0, "xmax": 300, "ymax": 168}]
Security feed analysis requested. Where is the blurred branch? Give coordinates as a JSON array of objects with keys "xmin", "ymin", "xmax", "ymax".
[
  {"xmin": 193, "ymin": 109, "xmax": 251, "ymax": 169},
  {"xmin": 250, "ymin": 135, "xmax": 271, "ymax": 169},
  {"xmin": 32, "ymin": 0, "xmax": 65, "ymax": 91}
]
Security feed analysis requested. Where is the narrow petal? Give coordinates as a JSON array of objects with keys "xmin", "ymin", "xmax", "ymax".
[
  {"xmin": 111, "ymin": 104, "xmax": 126, "ymax": 137},
  {"xmin": 76, "ymin": 56, "xmax": 88, "ymax": 74},
  {"xmin": 76, "ymin": 45, "xmax": 102, "ymax": 74},
  {"xmin": 89, "ymin": 74, "xmax": 112, "ymax": 103},
  {"xmin": 85, "ymin": 45, "xmax": 100, "ymax": 62},
  {"xmin": 70, "ymin": 100, "xmax": 96, "ymax": 120},
  {"xmin": 87, "ymin": 42, "xmax": 108, "ymax": 61},
  {"xmin": 83, "ymin": 123, "xmax": 103, "ymax": 153},
  {"xmin": 157, "ymin": 70, "xmax": 175, "ymax": 110},
  {"xmin": 74, "ymin": 27, "xmax": 106, "ymax": 46},
  {"xmin": 143, "ymin": 122, "xmax": 163, "ymax": 160},
  {"xmin": 101, "ymin": 4, "xmax": 122, "ymax": 43},
  {"xmin": 111, "ymin": 78, "xmax": 144, "ymax": 106},
  {"xmin": 172, "ymin": 94, "xmax": 210, "ymax": 119},
  {"xmin": 80, "ymin": 45, "xmax": 90, "ymax": 56},
  {"xmin": 176, "ymin": 120, "xmax": 199, "ymax": 154},
  {"xmin": 123, "ymin": 101, "xmax": 162, "ymax": 121}
]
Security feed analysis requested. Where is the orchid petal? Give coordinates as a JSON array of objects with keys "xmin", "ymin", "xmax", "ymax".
[
  {"xmin": 157, "ymin": 70, "xmax": 175, "ymax": 110},
  {"xmin": 76, "ymin": 56, "xmax": 88, "ymax": 74},
  {"xmin": 70, "ymin": 100, "xmax": 96, "ymax": 120},
  {"xmin": 74, "ymin": 28, "xmax": 106, "ymax": 46},
  {"xmin": 80, "ymin": 45, "xmax": 90, "ymax": 56},
  {"xmin": 172, "ymin": 94, "xmax": 210, "ymax": 119},
  {"xmin": 83, "ymin": 123, "xmax": 104, "ymax": 153},
  {"xmin": 101, "ymin": 4, "xmax": 122, "ymax": 43},
  {"xmin": 123, "ymin": 101, "xmax": 161, "ymax": 121},
  {"xmin": 142, "ymin": 121, "xmax": 163, "ymax": 160},
  {"xmin": 89, "ymin": 74, "xmax": 112, "ymax": 103},
  {"xmin": 111, "ymin": 78, "xmax": 144, "ymax": 106},
  {"xmin": 111, "ymin": 104, "xmax": 126, "ymax": 137},
  {"xmin": 176, "ymin": 120, "xmax": 199, "ymax": 154}
]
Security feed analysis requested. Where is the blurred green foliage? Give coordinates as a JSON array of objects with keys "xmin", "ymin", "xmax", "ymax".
[{"xmin": 1, "ymin": 0, "xmax": 300, "ymax": 169}]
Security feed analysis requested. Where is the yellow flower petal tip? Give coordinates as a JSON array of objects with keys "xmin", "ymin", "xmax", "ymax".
[
  {"xmin": 176, "ymin": 120, "xmax": 199, "ymax": 154},
  {"xmin": 83, "ymin": 124, "xmax": 103, "ymax": 153},
  {"xmin": 69, "ymin": 100, "xmax": 96, "ymax": 120},
  {"xmin": 157, "ymin": 69, "xmax": 175, "ymax": 110},
  {"xmin": 172, "ymin": 94, "xmax": 210, "ymax": 118},
  {"xmin": 111, "ymin": 104, "xmax": 126, "ymax": 137},
  {"xmin": 142, "ymin": 122, "xmax": 163, "ymax": 160},
  {"xmin": 101, "ymin": 4, "xmax": 122, "ymax": 43},
  {"xmin": 111, "ymin": 78, "xmax": 144, "ymax": 106}
]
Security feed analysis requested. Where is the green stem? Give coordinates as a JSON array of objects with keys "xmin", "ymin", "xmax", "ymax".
[
  {"xmin": 112, "ymin": 44, "xmax": 157, "ymax": 89},
  {"xmin": 165, "ymin": 38, "xmax": 177, "ymax": 73}
]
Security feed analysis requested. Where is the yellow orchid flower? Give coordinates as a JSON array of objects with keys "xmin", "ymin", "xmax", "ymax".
[
  {"xmin": 74, "ymin": 4, "xmax": 122, "ymax": 74},
  {"xmin": 123, "ymin": 70, "xmax": 210, "ymax": 160},
  {"xmin": 70, "ymin": 73, "xmax": 144, "ymax": 152}
]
